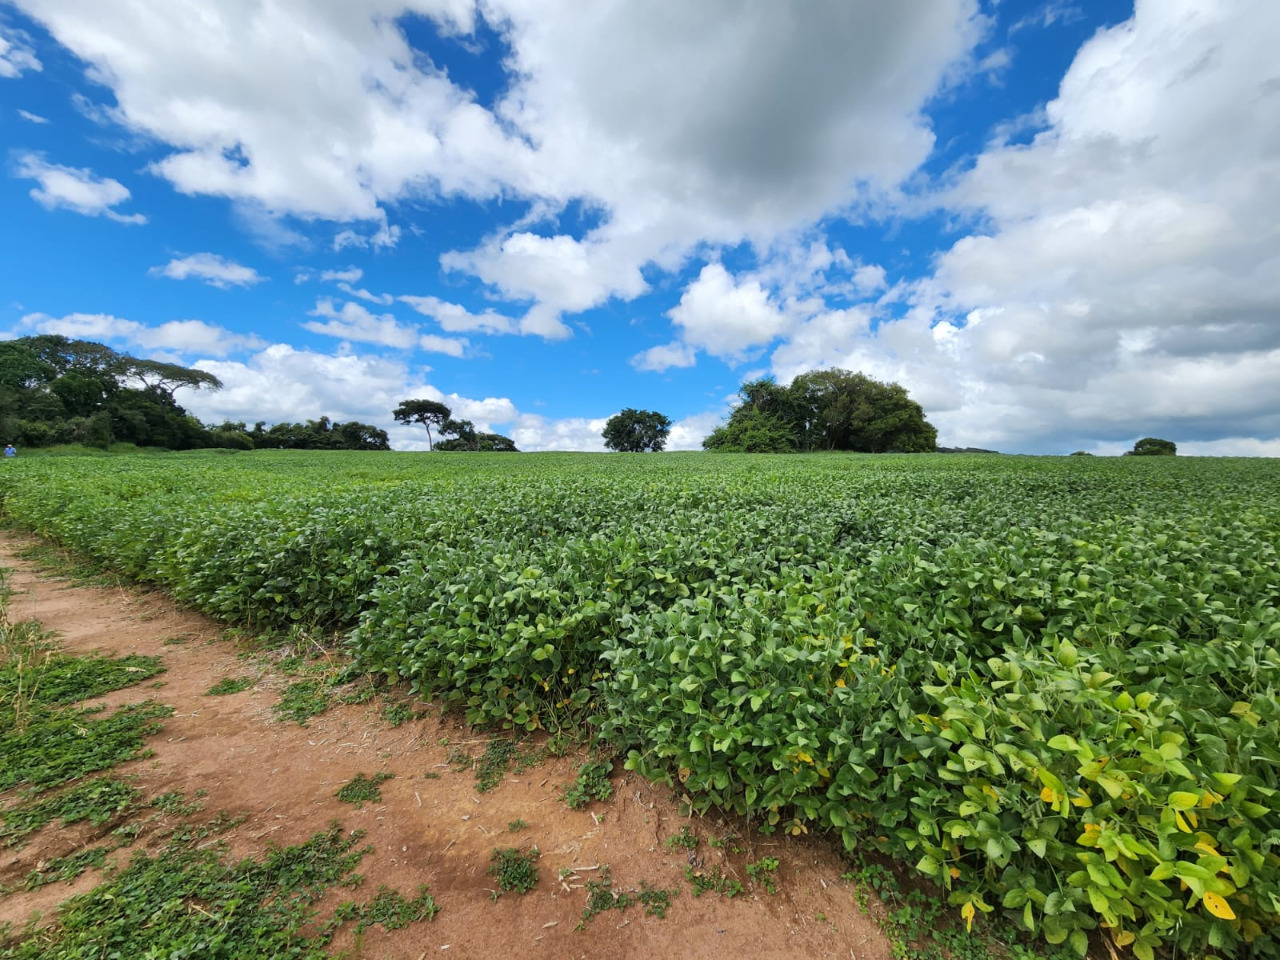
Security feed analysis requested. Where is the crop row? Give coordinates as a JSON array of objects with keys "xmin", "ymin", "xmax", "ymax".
[{"xmin": 2, "ymin": 451, "xmax": 1278, "ymax": 958}]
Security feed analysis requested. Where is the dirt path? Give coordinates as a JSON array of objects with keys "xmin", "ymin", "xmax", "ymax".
[{"xmin": 0, "ymin": 532, "xmax": 892, "ymax": 959}]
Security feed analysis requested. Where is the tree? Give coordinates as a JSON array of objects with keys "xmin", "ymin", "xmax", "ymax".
[
  {"xmin": 437, "ymin": 431, "xmax": 518, "ymax": 452},
  {"xmin": 124, "ymin": 358, "xmax": 223, "ymax": 400},
  {"xmin": 703, "ymin": 369, "xmax": 936, "ymax": 453},
  {"xmin": 602, "ymin": 408, "xmax": 672, "ymax": 452},
  {"xmin": 1127, "ymin": 437, "xmax": 1176, "ymax": 457},
  {"xmin": 393, "ymin": 399, "xmax": 451, "ymax": 451},
  {"xmin": 440, "ymin": 418, "xmax": 478, "ymax": 450}
]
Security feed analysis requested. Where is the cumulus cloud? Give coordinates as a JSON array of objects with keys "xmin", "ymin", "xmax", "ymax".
[
  {"xmin": 660, "ymin": 263, "xmax": 792, "ymax": 367},
  {"xmin": 303, "ymin": 299, "xmax": 420, "ymax": 350},
  {"xmin": 14, "ymin": 0, "xmax": 983, "ymax": 328},
  {"xmin": 399, "ymin": 295, "xmax": 518, "ymax": 336},
  {"xmin": 14, "ymin": 153, "xmax": 147, "ymax": 223},
  {"xmin": 150, "ymin": 253, "xmax": 264, "ymax": 288},
  {"xmin": 19, "ymin": 311, "xmax": 264, "ymax": 358},
  {"xmin": 0, "ymin": 25, "xmax": 40, "ymax": 77}
]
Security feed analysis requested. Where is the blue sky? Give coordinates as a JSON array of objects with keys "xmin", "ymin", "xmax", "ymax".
[{"xmin": 2, "ymin": 1, "xmax": 1278, "ymax": 454}]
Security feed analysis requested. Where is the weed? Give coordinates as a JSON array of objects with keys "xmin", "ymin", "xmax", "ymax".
[
  {"xmin": 150, "ymin": 789, "xmax": 207, "ymax": 817},
  {"xmin": 330, "ymin": 883, "xmax": 440, "ymax": 935},
  {"xmin": 488, "ymin": 846, "xmax": 539, "ymax": 896},
  {"xmin": 207, "ymin": 675, "xmax": 255, "ymax": 696},
  {"xmin": 507, "ymin": 818, "xmax": 529, "ymax": 832},
  {"xmin": 560, "ymin": 760, "xmax": 613, "ymax": 810},
  {"xmin": 272, "ymin": 677, "xmax": 331, "ymax": 725},
  {"xmin": 0, "ymin": 777, "xmax": 140, "ymax": 848},
  {"xmin": 664, "ymin": 825, "xmax": 698, "ymax": 851},
  {"xmin": 578, "ymin": 867, "xmax": 678, "ymax": 924},
  {"xmin": 421, "ymin": 771, "xmax": 441, "ymax": 780},
  {"xmin": 1, "ymin": 823, "xmax": 371, "ymax": 960},
  {"xmin": 746, "ymin": 856, "xmax": 780, "ymax": 895},
  {"xmin": 471, "ymin": 737, "xmax": 541, "ymax": 793},
  {"xmin": 160, "ymin": 636, "xmax": 190, "ymax": 646},
  {"xmin": 380, "ymin": 699, "xmax": 416, "ymax": 726},
  {"xmin": 708, "ymin": 833, "xmax": 742, "ymax": 855},
  {"xmin": 684, "ymin": 864, "xmax": 742, "ymax": 898},
  {"xmin": 23, "ymin": 846, "xmax": 113, "ymax": 890},
  {"xmin": 0, "ymin": 701, "xmax": 172, "ymax": 794},
  {"xmin": 168, "ymin": 810, "xmax": 247, "ymax": 844},
  {"xmin": 335, "ymin": 772, "xmax": 393, "ymax": 808}
]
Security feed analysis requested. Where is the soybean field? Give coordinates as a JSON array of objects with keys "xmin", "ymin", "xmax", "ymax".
[{"xmin": 1, "ymin": 450, "xmax": 1278, "ymax": 960}]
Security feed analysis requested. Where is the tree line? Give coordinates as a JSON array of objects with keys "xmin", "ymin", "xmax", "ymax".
[
  {"xmin": 0, "ymin": 336, "xmax": 389, "ymax": 452},
  {"xmin": 601, "ymin": 369, "xmax": 938, "ymax": 454}
]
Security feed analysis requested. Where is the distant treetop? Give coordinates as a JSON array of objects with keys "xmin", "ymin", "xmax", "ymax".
[{"xmin": 703, "ymin": 369, "xmax": 936, "ymax": 454}]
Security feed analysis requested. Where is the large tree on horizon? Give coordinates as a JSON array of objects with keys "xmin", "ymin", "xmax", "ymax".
[
  {"xmin": 393, "ymin": 398, "xmax": 451, "ymax": 451},
  {"xmin": 602, "ymin": 408, "xmax": 672, "ymax": 452},
  {"xmin": 704, "ymin": 369, "xmax": 936, "ymax": 454}
]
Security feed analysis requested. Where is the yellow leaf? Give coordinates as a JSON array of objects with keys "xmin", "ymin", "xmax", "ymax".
[
  {"xmin": 1202, "ymin": 891, "xmax": 1237, "ymax": 920},
  {"xmin": 1112, "ymin": 930, "xmax": 1136, "ymax": 947},
  {"xmin": 961, "ymin": 901, "xmax": 976, "ymax": 931},
  {"xmin": 1194, "ymin": 841, "xmax": 1219, "ymax": 857},
  {"xmin": 1174, "ymin": 810, "xmax": 1193, "ymax": 833},
  {"xmin": 949, "ymin": 866, "xmax": 961, "ymax": 880},
  {"xmin": 1071, "ymin": 790, "xmax": 1093, "ymax": 808},
  {"xmin": 796, "ymin": 750, "xmax": 813, "ymax": 764},
  {"xmin": 1040, "ymin": 786, "xmax": 1061, "ymax": 803},
  {"xmin": 835, "ymin": 678, "xmax": 846, "ymax": 688}
]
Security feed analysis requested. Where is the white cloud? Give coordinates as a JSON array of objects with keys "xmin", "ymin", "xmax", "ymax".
[
  {"xmin": 303, "ymin": 298, "xmax": 420, "ymax": 349},
  {"xmin": 17, "ymin": 109, "xmax": 49, "ymax": 124},
  {"xmin": 399, "ymin": 295, "xmax": 518, "ymax": 336},
  {"xmin": 748, "ymin": 0, "xmax": 1280, "ymax": 453},
  {"xmin": 662, "ymin": 263, "xmax": 792, "ymax": 366},
  {"xmin": 336, "ymin": 282, "xmax": 394, "ymax": 305},
  {"xmin": 14, "ymin": 153, "xmax": 147, "ymax": 224},
  {"xmin": 19, "ymin": 312, "xmax": 264, "ymax": 358},
  {"xmin": 631, "ymin": 340, "xmax": 696, "ymax": 373},
  {"xmin": 418, "ymin": 333, "xmax": 469, "ymax": 357},
  {"xmin": 508, "ymin": 413, "xmax": 608, "ymax": 453},
  {"xmin": 0, "ymin": 26, "xmax": 40, "ymax": 78},
  {"xmin": 334, "ymin": 221, "xmax": 402, "ymax": 251},
  {"xmin": 320, "ymin": 267, "xmax": 363, "ymax": 284},
  {"xmin": 150, "ymin": 253, "xmax": 264, "ymax": 288},
  {"xmin": 666, "ymin": 410, "xmax": 725, "ymax": 451},
  {"xmin": 443, "ymin": 231, "xmax": 647, "ymax": 339},
  {"xmin": 15, "ymin": 0, "xmax": 983, "ymax": 326}
]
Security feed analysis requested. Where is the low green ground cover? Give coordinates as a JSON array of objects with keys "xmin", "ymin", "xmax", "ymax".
[{"xmin": 2, "ymin": 450, "xmax": 1278, "ymax": 957}]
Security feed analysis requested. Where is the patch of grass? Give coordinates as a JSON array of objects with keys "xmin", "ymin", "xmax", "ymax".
[
  {"xmin": 150, "ymin": 789, "xmax": 207, "ymax": 817},
  {"xmin": 13, "ymin": 542, "xmax": 125, "ymax": 587},
  {"xmin": 560, "ymin": 759, "xmax": 613, "ymax": 810},
  {"xmin": 664, "ymin": 825, "xmax": 698, "ymax": 851},
  {"xmin": 272, "ymin": 677, "xmax": 331, "ymax": 725},
  {"xmin": 488, "ymin": 846, "xmax": 539, "ymax": 896},
  {"xmin": 168, "ymin": 810, "xmax": 246, "ymax": 844},
  {"xmin": 330, "ymin": 883, "xmax": 440, "ymax": 935},
  {"xmin": 0, "ymin": 651, "xmax": 165, "ymax": 710},
  {"xmin": 746, "ymin": 856, "xmax": 780, "ymax": 895},
  {"xmin": 578, "ymin": 866, "xmax": 677, "ymax": 925},
  {"xmin": 684, "ymin": 864, "xmax": 742, "ymax": 899},
  {"xmin": 380, "ymin": 699, "xmax": 418, "ymax": 727},
  {"xmin": 507, "ymin": 818, "xmax": 529, "ymax": 832},
  {"xmin": 207, "ymin": 675, "xmax": 255, "ymax": 696},
  {"xmin": 0, "ymin": 823, "xmax": 372, "ymax": 960},
  {"xmin": 335, "ymin": 772, "xmax": 393, "ymax": 808},
  {"xmin": 23, "ymin": 846, "xmax": 113, "ymax": 891},
  {"xmin": 0, "ymin": 701, "xmax": 172, "ymax": 794},
  {"xmin": 161, "ymin": 636, "xmax": 190, "ymax": 646},
  {"xmin": 0, "ymin": 777, "xmax": 141, "ymax": 848}
]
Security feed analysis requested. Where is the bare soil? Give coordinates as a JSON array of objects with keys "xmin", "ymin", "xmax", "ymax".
[{"xmin": 0, "ymin": 532, "xmax": 892, "ymax": 960}]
